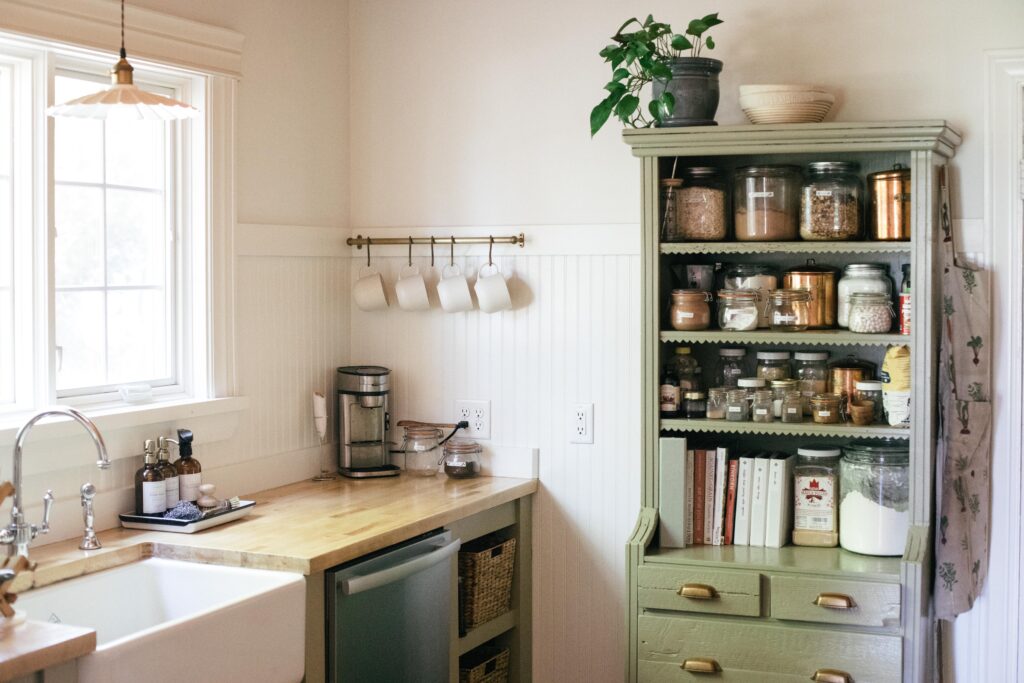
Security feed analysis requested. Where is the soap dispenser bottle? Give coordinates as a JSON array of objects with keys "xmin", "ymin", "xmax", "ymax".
[
  {"xmin": 135, "ymin": 439, "xmax": 166, "ymax": 515},
  {"xmin": 171, "ymin": 428, "xmax": 202, "ymax": 502},
  {"xmin": 156, "ymin": 436, "xmax": 180, "ymax": 509}
]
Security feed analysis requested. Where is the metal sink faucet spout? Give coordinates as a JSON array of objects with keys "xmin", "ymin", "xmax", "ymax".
[{"xmin": 1, "ymin": 407, "xmax": 110, "ymax": 559}]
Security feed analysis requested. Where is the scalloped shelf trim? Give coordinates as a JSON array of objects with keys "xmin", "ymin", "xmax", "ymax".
[
  {"xmin": 659, "ymin": 241, "xmax": 912, "ymax": 255},
  {"xmin": 660, "ymin": 418, "xmax": 910, "ymax": 439},
  {"xmin": 659, "ymin": 330, "xmax": 910, "ymax": 347}
]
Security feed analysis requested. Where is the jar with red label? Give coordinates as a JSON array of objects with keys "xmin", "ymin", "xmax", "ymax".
[
  {"xmin": 792, "ymin": 446, "xmax": 841, "ymax": 547},
  {"xmin": 899, "ymin": 264, "xmax": 911, "ymax": 335}
]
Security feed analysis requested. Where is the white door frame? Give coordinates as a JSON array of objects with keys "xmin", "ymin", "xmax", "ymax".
[{"xmin": 953, "ymin": 48, "xmax": 1024, "ymax": 683}]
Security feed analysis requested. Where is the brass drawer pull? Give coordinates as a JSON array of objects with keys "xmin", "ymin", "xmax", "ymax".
[
  {"xmin": 811, "ymin": 668, "xmax": 853, "ymax": 683},
  {"xmin": 814, "ymin": 592, "xmax": 857, "ymax": 609},
  {"xmin": 679, "ymin": 583, "xmax": 719, "ymax": 600},
  {"xmin": 682, "ymin": 657, "xmax": 722, "ymax": 674}
]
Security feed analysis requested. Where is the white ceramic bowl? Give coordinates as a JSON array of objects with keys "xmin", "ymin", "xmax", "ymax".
[
  {"xmin": 742, "ymin": 103, "xmax": 832, "ymax": 124},
  {"xmin": 739, "ymin": 91, "xmax": 835, "ymax": 108},
  {"xmin": 739, "ymin": 84, "xmax": 829, "ymax": 95}
]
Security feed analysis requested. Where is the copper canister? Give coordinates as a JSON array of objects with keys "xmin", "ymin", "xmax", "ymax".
[
  {"xmin": 828, "ymin": 356, "xmax": 877, "ymax": 409},
  {"xmin": 868, "ymin": 164, "xmax": 911, "ymax": 240},
  {"xmin": 783, "ymin": 259, "xmax": 837, "ymax": 328}
]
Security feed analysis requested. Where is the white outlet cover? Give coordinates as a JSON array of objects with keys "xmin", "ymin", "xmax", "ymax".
[
  {"xmin": 455, "ymin": 399, "xmax": 491, "ymax": 440},
  {"xmin": 570, "ymin": 403, "xmax": 594, "ymax": 444}
]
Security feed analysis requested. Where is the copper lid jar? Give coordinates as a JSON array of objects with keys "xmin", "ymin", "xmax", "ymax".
[
  {"xmin": 783, "ymin": 259, "xmax": 838, "ymax": 328},
  {"xmin": 868, "ymin": 164, "xmax": 911, "ymax": 241},
  {"xmin": 669, "ymin": 289, "xmax": 712, "ymax": 331}
]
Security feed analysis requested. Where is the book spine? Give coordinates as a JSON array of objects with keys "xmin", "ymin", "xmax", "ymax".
[
  {"xmin": 724, "ymin": 458, "xmax": 739, "ymax": 545},
  {"xmin": 693, "ymin": 450, "xmax": 706, "ymax": 546},
  {"xmin": 712, "ymin": 447, "xmax": 728, "ymax": 546},
  {"xmin": 764, "ymin": 456, "xmax": 786, "ymax": 549},
  {"xmin": 749, "ymin": 458, "xmax": 770, "ymax": 547},
  {"xmin": 703, "ymin": 450, "xmax": 716, "ymax": 545},
  {"xmin": 734, "ymin": 457, "xmax": 754, "ymax": 546},
  {"xmin": 685, "ymin": 450, "xmax": 695, "ymax": 545}
]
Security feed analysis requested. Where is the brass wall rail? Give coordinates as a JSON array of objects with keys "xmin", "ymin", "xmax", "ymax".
[{"xmin": 346, "ymin": 233, "xmax": 525, "ymax": 249}]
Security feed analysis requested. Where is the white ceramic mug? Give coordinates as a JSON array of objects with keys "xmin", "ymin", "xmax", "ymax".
[
  {"xmin": 437, "ymin": 264, "xmax": 474, "ymax": 312},
  {"xmin": 474, "ymin": 263, "xmax": 512, "ymax": 313},
  {"xmin": 353, "ymin": 266, "xmax": 388, "ymax": 311},
  {"xmin": 395, "ymin": 265, "xmax": 430, "ymax": 311}
]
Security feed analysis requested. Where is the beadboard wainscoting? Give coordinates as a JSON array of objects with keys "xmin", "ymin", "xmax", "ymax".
[{"xmin": 348, "ymin": 225, "xmax": 641, "ymax": 682}]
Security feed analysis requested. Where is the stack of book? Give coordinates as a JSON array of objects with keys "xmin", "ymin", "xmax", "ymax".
[{"xmin": 658, "ymin": 437, "xmax": 795, "ymax": 549}]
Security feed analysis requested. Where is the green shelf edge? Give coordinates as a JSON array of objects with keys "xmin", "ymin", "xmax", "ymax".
[
  {"xmin": 659, "ymin": 330, "xmax": 910, "ymax": 347},
  {"xmin": 660, "ymin": 418, "xmax": 910, "ymax": 439},
  {"xmin": 659, "ymin": 241, "xmax": 912, "ymax": 255},
  {"xmin": 643, "ymin": 545, "xmax": 902, "ymax": 582}
]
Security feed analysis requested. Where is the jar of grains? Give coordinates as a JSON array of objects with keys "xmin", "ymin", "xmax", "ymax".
[
  {"xmin": 848, "ymin": 292, "xmax": 894, "ymax": 333},
  {"xmin": 810, "ymin": 394, "xmax": 843, "ymax": 424},
  {"xmin": 793, "ymin": 446, "xmax": 842, "ymax": 547},
  {"xmin": 839, "ymin": 441, "xmax": 910, "ymax": 555},
  {"xmin": 799, "ymin": 161, "xmax": 863, "ymax": 241},
  {"xmin": 768, "ymin": 289, "xmax": 812, "ymax": 332},
  {"xmin": 717, "ymin": 348, "xmax": 747, "ymax": 388},
  {"xmin": 717, "ymin": 290, "xmax": 760, "ymax": 331},
  {"xmin": 734, "ymin": 165, "xmax": 802, "ymax": 241},
  {"xmin": 676, "ymin": 167, "xmax": 728, "ymax": 241},
  {"xmin": 669, "ymin": 289, "xmax": 712, "ymax": 331},
  {"xmin": 707, "ymin": 387, "xmax": 728, "ymax": 419},
  {"xmin": 838, "ymin": 264, "xmax": 892, "ymax": 328},
  {"xmin": 794, "ymin": 351, "xmax": 830, "ymax": 414},
  {"xmin": 751, "ymin": 390, "xmax": 774, "ymax": 423},
  {"xmin": 782, "ymin": 391, "xmax": 804, "ymax": 423},
  {"xmin": 756, "ymin": 351, "xmax": 792, "ymax": 381},
  {"xmin": 726, "ymin": 389, "xmax": 750, "ymax": 421},
  {"xmin": 723, "ymin": 264, "xmax": 778, "ymax": 328}
]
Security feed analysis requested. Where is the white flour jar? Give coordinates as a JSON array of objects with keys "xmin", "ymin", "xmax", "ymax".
[{"xmin": 839, "ymin": 441, "xmax": 910, "ymax": 556}]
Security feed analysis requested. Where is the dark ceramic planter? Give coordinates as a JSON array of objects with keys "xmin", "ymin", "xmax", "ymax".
[{"xmin": 652, "ymin": 57, "xmax": 723, "ymax": 127}]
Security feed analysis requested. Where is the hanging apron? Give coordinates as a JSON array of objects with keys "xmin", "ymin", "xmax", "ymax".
[{"xmin": 934, "ymin": 166, "xmax": 993, "ymax": 620}]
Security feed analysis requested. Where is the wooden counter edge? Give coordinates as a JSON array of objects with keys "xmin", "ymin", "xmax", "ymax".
[{"xmin": 0, "ymin": 621, "xmax": 95, "ymax": 681}]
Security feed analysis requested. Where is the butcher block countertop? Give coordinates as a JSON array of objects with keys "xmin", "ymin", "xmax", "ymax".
[
  {"xmin": 19, "ymin": 475, "xmax": 537, "ymax": 592},
  {"xmin": 0, "ymin": 621, "xmax": 95, "ymax": 681}
]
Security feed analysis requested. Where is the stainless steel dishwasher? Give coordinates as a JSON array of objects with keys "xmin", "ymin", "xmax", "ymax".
[{"xmin": 326, "ymin": 529, "xmax": 461, "ymax": 682}]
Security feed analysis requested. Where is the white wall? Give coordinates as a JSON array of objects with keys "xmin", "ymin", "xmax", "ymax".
[{"xmin": 347, "ymin": 1, "xmax": 1024, "ymax": 681}]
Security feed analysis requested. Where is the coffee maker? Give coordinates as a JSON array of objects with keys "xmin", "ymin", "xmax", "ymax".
[{"xmin": 336, "ymin": 366, "xmax": 399, "ymax": 478}]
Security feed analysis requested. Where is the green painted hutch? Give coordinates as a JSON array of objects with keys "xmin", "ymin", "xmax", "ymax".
[{"xmin": 623, "ymin": 122, "xmax": 961, "ymax": 682}]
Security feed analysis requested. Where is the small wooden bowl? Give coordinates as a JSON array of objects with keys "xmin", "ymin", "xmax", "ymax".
[{"xmin": 849, "ymin": 399, "xmax": 876, "ymax": 426}]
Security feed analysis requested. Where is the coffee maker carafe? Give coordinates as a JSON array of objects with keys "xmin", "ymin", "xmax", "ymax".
[{"xmin": 336, "ymin": 366, "xmax": 399, "ymax": 478}]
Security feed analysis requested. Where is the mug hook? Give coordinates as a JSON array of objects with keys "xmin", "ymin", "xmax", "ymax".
[
  {"xmin": 488, "ymin": 236, "xmax": 494, "ymax": 267},
  {"xmin": 430, "ymin": 236, "xmax": 435, "ymax": 268},
  {"xmin": 450, "ymin": 236, "xmax": 455, "ymax": 267},
  {"xmin": 408, "ymin": 236, "xmax": 413, "ymax": 267}
]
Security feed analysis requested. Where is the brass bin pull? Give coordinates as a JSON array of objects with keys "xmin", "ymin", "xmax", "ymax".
[
  {"xmin": 814, "ymin": 592, "xmax": 857, "ymax": 609},
  {"xmin": 811, "ymin": 668, "xmax": 854, "ymax": 683},
  {"xmin": 682, "ymin": 657, "xmax": 722, "ymax": 674},
  {"xmin": 678, "ymin": 583, "xmax": 719, "ymax": 600}
]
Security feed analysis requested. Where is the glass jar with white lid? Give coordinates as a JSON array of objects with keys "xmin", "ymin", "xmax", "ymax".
[
  {"xmin": 794, "ymin": 351, "xmax": 830, "ymax": 415},
  {"xmin": 839, "ymin": 440, "xmax": 910, "ymax": 556},
  {"xmin": 838, "ymin": 264, "xmax": 892, "ymax": 328},
  {"xmin": 793, "ymin": 445, "xmax": 841, "ymax": 547},
  {"xmin": 756, "ymin": 351, "xmax": 792, "ymax": 381}
]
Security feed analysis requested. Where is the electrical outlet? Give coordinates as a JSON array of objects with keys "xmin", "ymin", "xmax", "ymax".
[
  {"xmin": 455, "ymin": 400, "xmax": 491, "ymax": 439},
  {"xmin": 570, "ymin": 403, "xmax": 594, "ymax": 444}
]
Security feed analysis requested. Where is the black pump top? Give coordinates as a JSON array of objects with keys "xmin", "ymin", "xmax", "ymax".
[{"xmin": 177, "ymin": 428, "xmax": 193, "ymax": 457}]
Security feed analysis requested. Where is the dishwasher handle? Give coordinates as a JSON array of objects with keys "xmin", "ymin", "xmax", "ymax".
[{"xmin": 340, "ymin": 537, "xmax": 461, "ymax": 595}]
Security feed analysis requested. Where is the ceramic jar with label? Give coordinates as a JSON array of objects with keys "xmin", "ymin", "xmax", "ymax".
[
  {"xmin": 669, "ymin": 289, "xmax": 712, "ymax": 331},
  {"xmin": 733, "ymin": 165, "xmax": 801, "ymax": 241},
  {"xmin": 792, "ymin": 446, "xmax": 842, "ymax": 547},
  {"xmin": 838, "ymin": 264, "xmax": 892, "ymax": 328},
  {"xmin": 799, "ymin": 161, "xmax": 862, "ymax": 241}
]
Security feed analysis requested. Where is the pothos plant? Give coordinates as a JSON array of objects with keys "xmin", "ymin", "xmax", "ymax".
[{"xmin": 590, "ymin": 13, "xmax": 723, "ymax": 136}]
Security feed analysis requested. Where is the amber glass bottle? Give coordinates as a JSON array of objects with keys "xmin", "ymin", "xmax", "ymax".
[
  {"xmin": 173, "ymin": 428, "xmax": 202, "ymax": 502},
  {"xmin": 135, "ymin": 439, "xmax": 166, "ymax": 515}
]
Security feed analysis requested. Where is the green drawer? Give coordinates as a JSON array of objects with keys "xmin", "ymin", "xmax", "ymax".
[
  {"xmin": 770, "ymin": 574, "xmax": 901, "ymax": 630},
  {"xmin": 637, "ymin": 565, "xmax": 762, "ymax": 617},
  {"xmin": 638, "ymin": 613, "xmax": 901, "ymax": 682}
]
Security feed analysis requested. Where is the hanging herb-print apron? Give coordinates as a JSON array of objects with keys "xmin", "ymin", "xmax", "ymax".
[{"xmin": 934, "ymin": 166, "xmax": 992, "ymax": 619}]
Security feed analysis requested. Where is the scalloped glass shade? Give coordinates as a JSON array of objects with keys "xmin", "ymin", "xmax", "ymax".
[{"xmin": 46, "ymin": 84, "xmax": 199, "ymax": 121}]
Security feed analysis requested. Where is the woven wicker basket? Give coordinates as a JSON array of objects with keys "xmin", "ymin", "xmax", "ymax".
[
  {"xmin": 458, "ymin": 534, "xmax": 516, "ymax": 634},
  {"xmin": 459, "ymin": 646, "xmax": 510, "ymax": 683}
]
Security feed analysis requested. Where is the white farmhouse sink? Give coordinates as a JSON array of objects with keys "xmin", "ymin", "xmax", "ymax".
[{"xmin": 17, "ymin": 558, "xmax": 306, "ymax": 683}]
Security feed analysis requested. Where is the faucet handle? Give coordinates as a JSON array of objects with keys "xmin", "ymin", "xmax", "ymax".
[{"xmin": 36, "ymin": 490, "xmax": 54, "ymax": 537}]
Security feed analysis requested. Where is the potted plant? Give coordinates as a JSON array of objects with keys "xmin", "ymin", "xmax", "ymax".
[{"xmin": 590, "ymin": 13, "xmax": 723, "ymax": 136}]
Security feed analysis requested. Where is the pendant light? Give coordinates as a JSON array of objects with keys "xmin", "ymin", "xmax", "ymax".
[{"xmin": 46, "ymin": 0, "xmax": 199, "ymax": 121}]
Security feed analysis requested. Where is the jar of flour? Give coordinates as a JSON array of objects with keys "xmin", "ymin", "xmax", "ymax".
[{"xmin": 839, "ymin": 441, "xmax": 910, "ymax": 556}]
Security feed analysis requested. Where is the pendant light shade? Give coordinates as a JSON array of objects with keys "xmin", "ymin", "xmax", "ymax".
[{"xmin": 46, "ymin": 1, "xmax": 199, "ymax": 121}]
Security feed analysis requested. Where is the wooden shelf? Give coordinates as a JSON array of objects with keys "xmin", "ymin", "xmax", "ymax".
[
  {"xmin": 660, "ymin": 330, "xmax": 909, "ymax": 347},
  {"xmin": 645, "ymin": 545, "xmax": 901, "ymax": 582},
  {"xmin": 457, "ymin": 610, "xmax": 517, "ymax": 656},
  {"xmin": 660, "ymin": 418, "xmax": 909, "ymax": 440},
  {"xmin": 659, "ymin": 241, "xmax": 911, "ymax": 255}
]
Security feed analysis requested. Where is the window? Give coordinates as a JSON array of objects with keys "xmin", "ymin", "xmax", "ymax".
[{"xmin": 0, "ymin": 34, "xmax": 208, "ymax": 416}]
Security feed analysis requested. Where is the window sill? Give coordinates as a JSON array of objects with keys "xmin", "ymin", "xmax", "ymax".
[{"xmin": 0, "ymin": 396, "xmax": 249, "ymax": 454}]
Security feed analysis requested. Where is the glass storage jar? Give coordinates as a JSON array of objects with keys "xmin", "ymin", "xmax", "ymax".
[
  {"xmin": 660, "ymin": 178, "xmax": 684, "ymax": 242},
  {"xmin": 848, "ymin": 292, "xmax": 894, "ymax": 333},
  {"xmin": 717, "ymin": 290, "xmax": 760, "ymax": 332},
  {"xmin": 706, "ymin": 387, "xmax": 728, "ymax": 419},
  {"xmin": 669, "ymin": 289, "xmax": 712, "ymax": 331},
  {"xmin": 737, "ymin": 377, "xmax": 767, "ymax": 397},
  {"xmin": 792, "ymin": 446, "xmax": 842, "ymax": 547},
  {"xmin": 751, "ymin": 390, "xmax": 774, "ymax": 423},
  {"xmin": 838, "ymin": 264, "xmax": 892, "ymax": 328},
  {"xmin": 717, "ymin": 348, "xmax": 747, "ymax": 388},
  {"xmin": 682, "ymin": 391, "xmax": 707, "ymax": 418},
  {"xmin": 855, "ymin": 380, "xmax": 886, "ymax": 425},
  {"xmin": 723, "ymin": 264, "xmax": 778, "ymax": 328},
  {"xmin": 839, "ymin": 441, "xmax": 910, "ymax": 555},
  {"xmin": 771, "ymin": 379, "xmax": 800, "ymax": 417},
  {"xmin": 768, "ymin": 288, "xmax": 812, "ymax": 332},
  {"xmin": 443, "ymin": 438, "xmax": 482, "ymax": 479},
  {"xmin": 794, "ymin": 351, "xmax": 829, "ymax": 414},
  {"xmin": 676, "ymin": 167, "xmax": 728, "ymax": 241},
  {"xmin": 733, "ymin": 165, "xmax": 801, "ymax": 241},
  {"xmin": 799, "ymin": 161, "xmax": 862, "ymax": 240},
  {"xmin": 402, "ymin": 425, "xmax": 443, "ymax": 477},
  {"xmin": 756, "ymin": 351, "xmax": 792, "ymax": 381},
  {"xmin": 671, "ymin": 346, "xmax": 701, "ymax": 391},
  {"xmin": 781, "ymin": 391, "xmax": 804, "ymax": 423},
  {"xmin": 809, "ymin": 394, "xmax": 842, "ymax": 424},
  {"xmin": 726, "ymin": 389, "xmax": 750, "ymax": 422}
]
